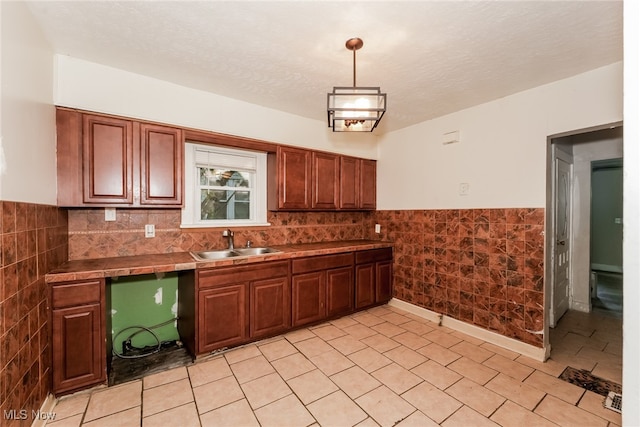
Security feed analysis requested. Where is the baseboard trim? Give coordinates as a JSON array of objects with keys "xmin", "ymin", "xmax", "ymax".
[
  {"xmin": 388, "ymin": 298, "xmax": 547, "ymax": 362},
  {"xmin": 570, "ymin": 300, "xmax": 591, "ymax": 313},
  {"xmin": 30, "ymin": 393, "xmax": 57, "ymax": 427}
]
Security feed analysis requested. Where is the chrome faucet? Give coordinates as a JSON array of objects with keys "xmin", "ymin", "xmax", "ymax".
[{"xmin": 223, "ymin": 229, "xmax": 235, "ymax": 250}]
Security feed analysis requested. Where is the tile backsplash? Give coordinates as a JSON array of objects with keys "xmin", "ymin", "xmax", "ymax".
[{"xmin": 0, "ymin": 201, "xmax": 68, "ymax": 426}]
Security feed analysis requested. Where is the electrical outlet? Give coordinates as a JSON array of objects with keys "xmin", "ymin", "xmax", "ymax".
[
  {"xmin": 145, "ymin": 224, "xmax": 155, "ymax": 238},
  {"xmin": 459, "ymin": 183, "xmax": 470, "ymax": 196},
  {"xmin": 375, "ymin": 224, "xmax": 381, "ymax": 234},
  {"xmin": 105, "ymin": 207, "xmax": 116, "ymax": 221}
]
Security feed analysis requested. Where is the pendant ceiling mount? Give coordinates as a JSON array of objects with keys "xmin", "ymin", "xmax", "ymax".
[{"xmin": 327, "ymin": 37, "xmax": 387, "ymax": 132}]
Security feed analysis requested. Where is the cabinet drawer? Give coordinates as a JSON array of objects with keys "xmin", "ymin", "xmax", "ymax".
[
  {"xmin": 198, "ymin": 261, "xmax": 289, "ymax": 289},
  {"xmin": 291, "ymin": 253, "xmax": 353, "ymax": 275},
  {"xmin": 52, "ymin": 280, "xmax": 103, "ymax": 309},
  {"xmin": 355, "ymin": 248, "xmax": 393, "ymax": 264}
]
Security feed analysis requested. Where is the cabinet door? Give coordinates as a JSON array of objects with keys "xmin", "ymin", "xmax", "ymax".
[
  {"xmin": 250, "ymin": 277, "xmax": 290, "ymax": 339},
  {"xmin": 326, "ymin": 266, "xmax": 354, "ymax": 317},
  {"xmin": 82, "ymin": 115, "xmax": 134, "ymax": 204},
  {"xmin": 292, "ymin": 271, "xmax": 326, "ymax": 327},
  {"xmin": 140, "ymin": 124, "xmax": 183, "ymax": 205},
  {"xmin": 52, "ymin": 304, "xmax": 105, "ymax": 394},
  {"xmin": 278, "ymin": 146, "xmax": 312, "ymax": 210},
  {"xmin": 339, "ymin": 156, "xmax": 359, "ymax": 209},
  {"xmin": 359, "ymin": 159, "xmax": 377, "ymax": 210},
  {"xmin": 376, "ymin": 260, "xmax": 393, "ymax": 303},
  {"xmin": 312, "ymin": 152, "xmax": 339, "ymax": 209},
  {"xmin": 355, "ymin": 263, "xmax": 376, "ymax": 309},
  {"xmin": 199, "ymin": 285, "xmax": 247, "ymax": 353}
]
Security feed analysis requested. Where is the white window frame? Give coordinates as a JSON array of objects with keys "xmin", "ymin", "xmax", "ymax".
[{"xmin": 181, "ymin": 142, "xmax": 269, "ymax": 228}]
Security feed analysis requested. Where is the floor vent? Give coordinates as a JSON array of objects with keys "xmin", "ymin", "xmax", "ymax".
[
  {"xmin": 604, "ymin": 391, "xmax": 622, "ymax": 413},
  {"xmin": 558, "ymin": 366, "xmax": 621, "ymax": 396}
]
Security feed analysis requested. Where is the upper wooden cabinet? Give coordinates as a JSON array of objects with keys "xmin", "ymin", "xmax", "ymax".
[
  {"xmin": 269, "ymin": 146, "xmax": 376, "ymax": 211},
  {"xmin": 57, "ymin": 108, "xmax": 183, "ymax": 207}
]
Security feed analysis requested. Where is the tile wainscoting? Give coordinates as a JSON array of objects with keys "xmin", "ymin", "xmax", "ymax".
[
  {"xmin": 0, "ymin": 201, "xmax": 68, "ymax": 426},
  {"xmin": 372, "ymin": 209, "xmax": 545, "ymax": 347}
]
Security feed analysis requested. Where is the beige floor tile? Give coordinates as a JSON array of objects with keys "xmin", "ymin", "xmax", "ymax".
[
  {"xmin": 327, "ymin": 334, "xmax": 367, "ymax": 355},
  {"xmin": 371, "ymin": 322, "xmax": 407, "ymax": 337},
  {"xmin": 484, "ymin": 373, "xmax": 545, "ymax": 410},
  {"xmin": 479, "ymin": 342, "xmax": 519, "ymax": 360},
  {"xmin": 142, "ymin": 378, "xmax": 193, "ymax": 417},
  {"xmin": 448, "ymin": 357, "xmax": 498, "ymax": 385},
  {"xmin": 223, "ymin": 344, "xmax": 261, "ymax": 365},
  {"xmin": 343, "ymin": 323, "xmax": 379, "ymax": 339},
  {"xmin": 309, "ymin": 348, "xmax": 355, "ymax": 375},
  {"xmin": 330, "ymin": 316, "xmax": 360, "ymax": 329},
  {"xmin": 604, "ymin": 340, "xmax": 623, "ymax": 357},
  {"xmin": 592, "ymin": 361, "xmax": 623, "ymax": 384},
  {"xmin": 423, "ymin": 330, "xmax": 462, "ymax": 348},
  {"xmin": 417, "ymin": 342, "xmax": 461, "ymax": 366},
  {"xmin": 51, "ymin": 393, "xmax": 90, "ymax": 421},
  {"xmin": 548, "ymin": 351, "xmax": 597, "ymax": 372},
  {"xmin": 371, "ymin": 363, "xmax": 423, "ymax": 394},
  {"xmin": 308, "ymin": 390, "xmax": 368, "ymax": 427},
  {"xmin": 143, "ymin": 366, "xmax": 188, "ymax": 389},
  {"xmin": 367, "ymin": 306, "xmax": 395, "ymax": 317},
  {"xmin": 229, "ymin": 354, "xmax": 276, "ymax": 384},
  {"xmin": 482, "ymin": 354, "xmax": 534, "ymax": 381},
  {"xmin": 331, "ymin": 365, "xmax": 382, "ymax": 399},
  {"xmin": 356, "ymin": 386, "xmax": 416, "ymax": 427},
  {"xmin": 362, "ymin": 333, "xmax": 402, "ymax": 353},
  {"xmin": 451, "ymin": 331, "xmax": 485, "ymax": 346},
  {"xmin": 199, "ymin": 399, "xmax": 260, "ymax": 427},
  {"xmin": 384, "ymin": 346, "xmax": 427, "ymax": 370},
  {"xmin": 395, "ymin": 411, "xmax": 438, "ymax": 426},
  {"xmin": 514, "ymin": 354, "xmax": 567, "ymax": 377},
  {"xmin": 356, "ymin": 313, "xmax": 387, "ymax": 327},
  {"xmin": 271, "ymin": 352, "xmax": 316, "ymax": 380},
  {"xmin": 142, "ymin": 402, "xmax": 200, "ymax": 427},
  {"xmin": 312, "ymin": 324, "xmax": 347, "ymax": 341},
  {"xmin": 577, "ymin": 390, "xmax": 622, "ymax": 425},
  {"xmin": 187, "ymin": 356, "xmax": 233, "ymax": 387},
  {"xmin": 444, "ymin": 378, "xmax": 505, "ymax": 417},
  {"xmin": 411, "ymin": 360, "xmax": 462, "ymax": 390},
  {"xmin": 442, "ymin": 405, "xmax": 500, "ymax": 427},
  {"xmin": 490, "ymin": 400, "xmax": 557, "ymax": 427},
  {"xmin": 399, "ymin": 320, "xmax": 436, "ymax": 336},
  {"xmin": 355, "ymin": 417, "xmax": 382, "ymax": 427},
  {"xmin": 523, "ymin": 370, "xmax": 585, "ymax": 405},
  {"xmin": 294, "ymin": 336, "xmax": 333, "ymax": 358},
  {"xmin": 241, "ymin": 372, "xmax": 292, "ymax": 409},
  {"xmin": 449, "ymin": 341, "xmax": 494, "ymax": 363},
  {"xmin": 258, "ymin": 338, "xmax": 299, "ymax": 361},
  {"xmin": 45, "ymin": 414, "xmax": 83, "ymax": 427},
  {"xmin": 402, "ymin": 382, "xmax": 462, "ymax": 424},
  {"xmin": 349, "ymin": 347, "xmax": 393, "ymax": 372},
  {"xmin": 193, "ymin": 375, "xmax": 244, "ymax": 414},
  {"xmin": 392, "ymin": 331, "xmax": 432, "ymax": 350},
  {"xmin": 379, "ymin": 312, "xmax": 412, "ymax": 325},
  {"xmin": 82, "ymin": 407, "xmax": 140, "ymax": 427},
  {"xmin": 287, "ymin": 369, "xmax": 338, "ymax": 404},
  {"xmin": 84, "ymin": 381, "xmax": 142, "ymax": 422},
  {"xmin": 285, "ymin": 328, "xmax": 316, "ymax": 343},
  {"xmin": 534, "ymin": 394, "xmax": 608, "ymax": 427},
  {"xmin": 254, "ymin": 394, "xmax": 315, "ymax": 427}
]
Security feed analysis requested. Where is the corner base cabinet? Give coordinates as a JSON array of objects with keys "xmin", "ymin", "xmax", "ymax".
[
  {"xmin": 51, "ymin": 279, "xmax": 106, "ymax": 395},
  {"xmin": 355, "ymin": 248, "xmax": 393, "ymax": 309}
]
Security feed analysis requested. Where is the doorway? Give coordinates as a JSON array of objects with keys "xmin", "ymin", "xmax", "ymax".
[{"xmin": 545, "ymin": 124, "xmax": 623, "ymax": 350}]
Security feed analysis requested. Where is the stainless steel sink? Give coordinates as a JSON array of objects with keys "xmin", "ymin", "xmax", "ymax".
[
  {"xmin": 232, "ymin": 247, "xmax": 281, "ymax": 256},
  {"xmin": 191, "ymin": 247, "xmax": 281, "ymax": 261}
]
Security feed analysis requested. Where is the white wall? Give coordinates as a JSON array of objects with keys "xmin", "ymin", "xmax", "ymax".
[
  {"xmin": 377, "ymin": 62, "xmax": 623, "ymax": 210},
  {"xmin": 623, "ymin": 1, "xmax": 640, "ymax": 425},
  {"xmin": 54, "ymin": 55, "xmax": 379, "ymax": 160},
  {"xmin": 0, "ymin": 2, "xmax": 56, "ymax": 204}
]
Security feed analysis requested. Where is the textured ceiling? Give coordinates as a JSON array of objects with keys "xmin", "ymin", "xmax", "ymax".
[{"xmin": 26, "ymin": 1, "xmax": 623, "ymax": 134}]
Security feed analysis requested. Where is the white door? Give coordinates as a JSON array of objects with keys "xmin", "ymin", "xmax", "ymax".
[{"xmin": 551, "ymin": 157, "xmax": 572, "ymax": 327}]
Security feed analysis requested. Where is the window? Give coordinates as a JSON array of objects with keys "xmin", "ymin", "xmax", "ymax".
[{"xmin": 181, "ymin": 142, "xmax": 268, "ymax": 227}]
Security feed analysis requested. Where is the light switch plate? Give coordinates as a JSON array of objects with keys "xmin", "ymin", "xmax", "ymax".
[{"xmin": 145, "ymin": 224, "xmax": 155, "ymax": 238}]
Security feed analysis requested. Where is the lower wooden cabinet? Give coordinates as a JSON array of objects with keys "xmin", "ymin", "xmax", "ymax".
[
  {"xmin": 250, "ymin": 277, "xmax": 290, "ymax": 339},
  {"xmin": 291, "ymin": 253, "xmax": 354, "ymax": 327},
  {"xmin": 199, "ymin": 284, "xmax": 248, "ymax": 352},
  {"xmin": 51, "ymin": 279, "xmax": 106, "ymax": 395},
  {"xmin": 355, "ymin": 248, "xmax": 394, "ymax": 309}
]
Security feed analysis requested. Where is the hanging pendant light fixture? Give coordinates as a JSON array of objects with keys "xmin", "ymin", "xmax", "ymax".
[{"xmin": 327, "ymin": 37, "xmax": 386, "ymax": 132}]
